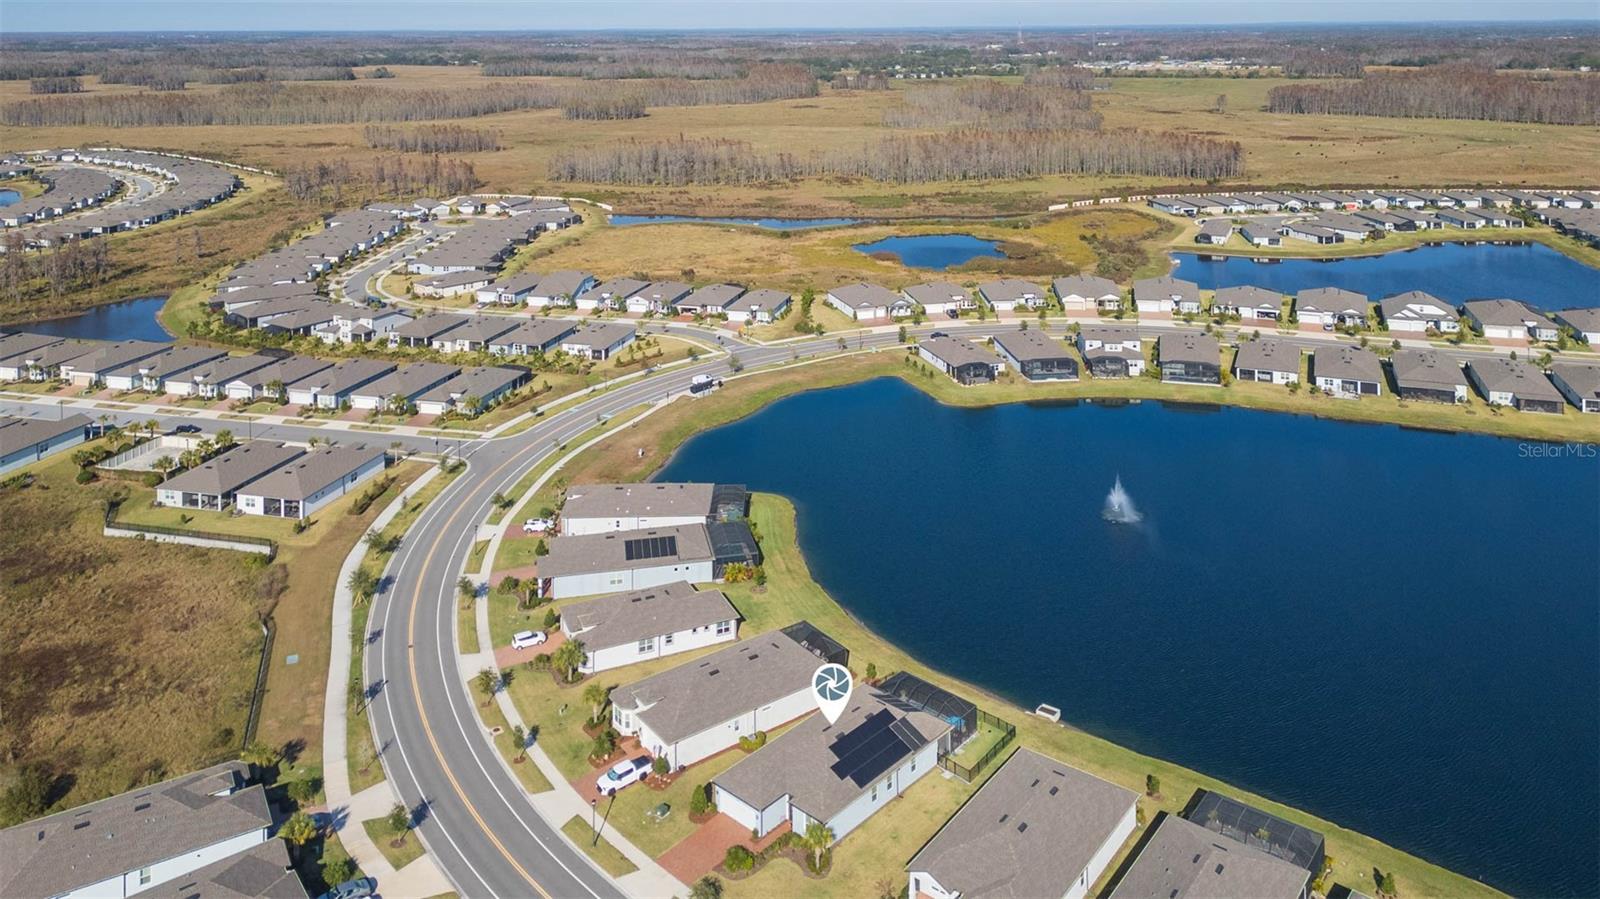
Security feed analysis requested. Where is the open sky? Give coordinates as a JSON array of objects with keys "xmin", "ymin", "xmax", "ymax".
[{"xmin": 2, "ymin": 0, "xmax": 1595, "ymax": 32}]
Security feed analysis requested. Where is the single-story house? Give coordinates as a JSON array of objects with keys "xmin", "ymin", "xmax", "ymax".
[
  {"xmin": 1149, "ymin": 197, "xmax": 1199, "ymax": 216},
  {"xmin": 1549, "ymin": 362, "xmax": 1600, "ymax": 413},
  {"xmin": 538, "ymin": 523, "xmax": 716, "ymax": 599},
  {"xmin": 391, "ymin": 311, "xmax": 469, "ymax": 348},
  {"xmin": 560, "ymin": 481, "xmax": 746, "ymax": 535},
  {"xmin": 992, "ymin": 329, "xmax": 1078, "ymax": 381},
  {"xmin": 161, "ymin": 353, "xmax": 279, "ymax": 399},
  {"xmin": 525, "ymin": 270, "xmax": 597, "ymax": 309},
  {"xmin": 102, "ymin": 345, "xmax": 229, "ymax": 393},
  {"xmin": 609, "ymin": 622, "xmax": 846, "ymax": 770},
  {"xmin": 977, "ymin": 279, "xmax": 1047, "ymax": 313},
  {"xmin": 236, "ymin": 445, "xmax": 387, "ymax": 518},
  {"xmin": 1240, "ymin": 223, "xmax": 1282, "ymax": 247},
  {"xmin": 1294, "ymin": 288, "xmax": 1369, "ymax": 330},
  {"xmin": 1078, "ymin": 328, "xmax": 1145, "ymax": 378},
  {"xmin": 677, "ymin": 284, "xmax": 745, "ymax": 316},
  {"xmin": 827, "ymin": 282, "xmax": 908, "ymax": 321},
  {"xmin": 433, "ymin": 315, "xmax": 519, "ymax": 353},
  {"xmin": 908, "ymin": 748, "xmax": 1139, "ymax": 899},
  {"xmin": 575, "ymin": 277, "xmax": 648, "ymax": 312},
  {"xmin": 1384, "ymin": 209, "xmax": 1440, "ymax": 230},
  {"xmin": 1390, "ymin": 349, "xmax": 1468, "ymax": 404},
  {"xmin": 561, "ymin": 581, "xmax": 740, "ymax": 673},
  {"xmin": 1215, "ymin": 285, "xmax": 1282, "ymax": 321},
  {"xmin": 1158, "ymin": 333, "xmax": 1221, "ymax": 385},
  {"xmin": 626, "ymin": 281, "xmax": 693, "ymax": 316},
  {"xmin": 58, "ymin": 340, "xmax": 169, "ymax": 388},
  {"xmin": 1379, "ymin": 291, "xmax": 1460, "ymax": 334},
  {"xmin": 1196, "ymin": 219, "xmax": 1233, "ymax": 245},
  {"xmin": 475, "ymin": 272, "xmax": 541, "ymax": 306},
  {"xmin": 1107, "ymin": 813, "xmax": 1311, "ymax": 899},
  {"xmin": 712, "ymin": 689, "xmax": 952, "ymax": 844},
  {"xmin": 903, "ymin": 281, "xmax": 972, "ymax": 317},
  {"xmin": 414, "ymin": 365, "xmax": 530, "ymax": 416},
  {"xmin": 0, "ymin": 762, "xmax": 281, "ymax": 899},
  {"xmin": 1312, "ymin": 345, "xmax": 1384, "ymax": 397},
  {"xmin": 415, "ymin": 270, "xmax": 493, "ymax": 298},
  {"xmin": 724, "ymin": 288, "xmax": 792, "ymax": 324},
  {"xmin": 6, "ymin": 338, "xmax": 103, "ymax": 383},
  {"xmin": 0, "ymin": 413, "xmax": 91, "ymax": 476},
  {"xmin": 155, "ymin": 441, "xmax": 304, "ymax": 511},
  {"xmin": 348, "ymin": 362, "xmax": 460, "ymax": 412},
  {"xmin": 1280, "ymin": 222, "xmax": 1341, "ymax": 245},
  {"xmin": 1435, "ymin": 209, "xmax": 1487, "ymax": 230},
  {"xmin": 1052, "ymin": 275, "xmax": 1121, "ymax": 312},
  {"xmin": 1466, "ymin": 357, "xmax": 1564, "ymax": 413},
  {"xmin": 486, "ymin": 320, "xmax": 578, "ymax": 357},
  {"xmin": 1461, "ymin": 299, "xmax": 1559, "ymax": 342},
  {"xmin": 1132, "ymin": 276, "xmax": 1202, "ymax": 316},
  {"xmin": 225, "ymin": 356, "xmax": 333, "ymax": 402},
  {"xmin": 917, "ymin": 335, "xmax": 1003, "ymax": 385},
  {"xmin": 1233, "ymin": 338, "xmax": 1299, "ymax": 384},
  {"xmin": 560, "ymin": 322, "xmax": 636, "ymax": 360},
  {"xmin": 0, "ymin": 332, "xmax": 67, "ymax": 380},
  {"xmin": 286, "ymin": 359, "xmax": 396, "ymax": 410}
]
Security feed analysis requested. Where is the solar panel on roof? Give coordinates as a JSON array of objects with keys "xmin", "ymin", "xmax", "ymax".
[{"xmin": 623, "ymin": 535, "xmax": 677, "ymax": 561}]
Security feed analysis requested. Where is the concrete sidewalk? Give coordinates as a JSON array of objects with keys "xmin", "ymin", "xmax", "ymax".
[{"xmin": 322, "ymin": 465, "xmax": 453, "ymax": 899}]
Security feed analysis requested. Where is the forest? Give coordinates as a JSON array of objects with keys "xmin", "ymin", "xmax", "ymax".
[
  {"xmin": 548, "ymin": 128, "xmax": 1243, "ymax": 186},
  {"xmin": 363, "ymin": 124, "xmax": 503, "ymax": 153},
  {"xmin": 0, "ymin": 65, "xmax": 818, "ymax": 127},
  {"xmin": 283, "ymin": 155, "xmax": 481, "ymax": 203},
  {"xmin": 1267, "ymin": 66, "xmax": 1600, "ymax": 125},
  {"xmin": 881, "ymin": 80, "xmax": 1102, "ymax": 130}
]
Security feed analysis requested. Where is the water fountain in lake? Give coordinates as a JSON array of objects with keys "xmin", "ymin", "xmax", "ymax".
[{"xmin": 1102, "ymin": 475, "xmax": 1142, "ymax": 525}]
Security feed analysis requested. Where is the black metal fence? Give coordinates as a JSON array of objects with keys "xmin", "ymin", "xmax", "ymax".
[
  {"xmin": 103, "ymin": 502, "xmax": 278, "ymax": 559},
  {"xmin": 938, "ymin": 709, "xmax": 1017, "ymax": 782}
]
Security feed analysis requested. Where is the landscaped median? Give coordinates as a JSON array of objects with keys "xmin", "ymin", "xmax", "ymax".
[{"xmin": 478, "ymin": 354, "xmax": 1510, "ymax": 899}]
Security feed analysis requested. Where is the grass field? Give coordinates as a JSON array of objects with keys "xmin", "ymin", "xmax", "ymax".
[
  {"xmin": 362, "ymin": 816, "xmax": 426, "ymax": 870},
  {"xmin": 0, "ymin": 440, "xmax": 264, "ymax": 811},
  {"xmin": 561, "ymin": 816, "xmax": 639, "ymax": 877}
]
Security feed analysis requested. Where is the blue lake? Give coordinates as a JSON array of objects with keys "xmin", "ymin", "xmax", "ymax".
[
  {"xmin": 657, "ymin": 377, "xmax": 1600, "ymax": 899},
  {"xmin": 609, "ymin": 214, "xmax": 861, "ymax": 230},
  {"xmin": 20, "ymin": 296, "xmax": 172, "ymax": 343},
  {"xmin": 1173, "ymin": 241, "xmax": 1600, "ymax": 311},
  {"xmin": 0, "ymin": 189, "xmax": 20, "ymax": 208},
  {"xmin": 853, "ymin": 233, "xmax": 1004, "ymax": 269}
]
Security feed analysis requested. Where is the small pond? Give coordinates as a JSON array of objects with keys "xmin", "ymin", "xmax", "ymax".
[
  {"xmin": 0, "ymin": 189, "xmax": 20, "ymax": 208},
  {"xmin": 1172, "ymin": 241, "xmax": 1599, "ymax": 311},
  {"xmin": 852, "ymin": 233, "xmax": 1004, "ymax": 269},
  {"xmin": 609, "ymin": 214, "xmax": 861, "ymax": 230},
  {"xmin": 19, "ymin": 296, "xmax": 173, "ymax": 343}
]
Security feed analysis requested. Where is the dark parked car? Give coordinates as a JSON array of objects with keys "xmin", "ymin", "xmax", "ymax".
[{"xmin": 173, "ymin": 424, "xmax": 202, "ymax": 434}]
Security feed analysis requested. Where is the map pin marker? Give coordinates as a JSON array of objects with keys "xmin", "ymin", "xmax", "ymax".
[{"xmin": 812, "ymin": 663, "xmax": 853, "ymax": 725}]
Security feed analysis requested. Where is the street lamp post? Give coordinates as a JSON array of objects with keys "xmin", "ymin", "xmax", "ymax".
[{"xmin": 590, "ymin": 798, "xmax": 597, "ymax": 845}]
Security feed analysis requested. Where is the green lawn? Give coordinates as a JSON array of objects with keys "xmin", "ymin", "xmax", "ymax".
[
  {"xmin": 560, "ymin": 816, "xmax": 638, "ymax": 878},
  {"xmin": 950, "ymin": 718, "xmax": 1012, "ymax": 764},
  {"xmin": 362, "ymin": 817, "xmax": 425, "ymax": 870},
  {"xmin": 480, "ymin": 698, "xmax": 555, "ymax": 795}
]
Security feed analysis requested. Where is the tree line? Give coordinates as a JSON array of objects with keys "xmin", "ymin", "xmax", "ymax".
[
  {"xmin": 1266, "ymin": 66, "xmax": 1600, "ymax": 125},
  {"xmin": 1, "ymin": 65, "xmax": 816, "ymax": 127},
  {"xmin": 284, "ymin": 155, "xmax": 480, "ymax": 203},
  {"xmin": 482, "ymin": 58, "xmax": 741, "ymax": 79},
  {"xmin": 28, "ymin": 77, "xmax": 83, "ymax": 94},
  {"xmin": 0, "ymin": 233, "xmax": 113, "ymax": 303},
  {"xmin": 363, "ymin": 124, "xmax": 503, "ymax": 153},
  {"xmin": 882, "ymin": 80, "xmax": 1100, "ymax": 130},
  {"xmin": 549, "ymin": 128, "xmax": 1242, "ymax": 186}
]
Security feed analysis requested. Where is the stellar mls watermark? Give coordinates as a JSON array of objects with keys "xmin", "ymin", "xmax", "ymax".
[{"xmin": 1518, "ymin": 441, "xmax": 1598, "ymax": 459}]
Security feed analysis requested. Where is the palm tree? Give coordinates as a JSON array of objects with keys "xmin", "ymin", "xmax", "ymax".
[
  {"xmin": 144, "ymin": 418, "xmax": 160, "ymax": 439},
  {"xmin": 278, "ymin": 811, "xmax": 318, "ymax": 849},
  {"xmin": 553, "ymin": 639, "xmax": 585, "ymax": 683},
  {"xmin": 153, "ymin": 456, "xmax": 175, "ymax": 480},
  {"xmin": 582, "ymin": 682, "xmax": 608, "ymax": 726},
  {"xmin": 214, "ymin": 428, "xmax": 234, "ymax": 448},
  {"xmin": 241, "ymin": 740, "xmax": 281, "ymax": 772},
  {"xmin": 347, "ymin": 567, "xmax": 378, "ymax": 605},
  {"xmin": 803, "ymin": 821, "xmax": 835, "ymax": 871}
]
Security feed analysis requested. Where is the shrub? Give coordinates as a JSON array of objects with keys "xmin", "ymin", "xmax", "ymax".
[
  {"xmin": 543, "ymin": 608, "xmax": 560, "ymax": 629},
  {"xmin": 74, "ymin": 467, "xmax": 95, "ymax": 484},
  {"xmin": 140, "ymin": 471, "xmax": 163, "ymax": 488},
  {"xmin": 322, "ymin": 856, "xmax": 356, "ymax": 888},
  {"xmin": 722, "ymin": 844, "xmax": 755, "ymax": 873},
  {"xmin": 651, "ymin": 756, "xmax": 669, "ymax": 776},
  {"xmin": 590, "ymin": 729, "xmax": 617, "ymax": 759},
  {"xmin": 287, "ymin": 776, "xmax": 322, "ymax": 805},
  {"xmin": 689, "ymin": 782, "xmax": 715, "ymax": 816},
  {"xmin": 528, "ymin": 653, "xmax": 552, "ymax": 672},
  {"xmin": 736, "ymin": 731, "xmax": 768, "ymax": 752}
]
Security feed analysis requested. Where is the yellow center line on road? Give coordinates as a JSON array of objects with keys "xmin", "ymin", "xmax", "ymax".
[{"xmin": 404, "ymin": 451, "xmax": 555, "ymax": 899}]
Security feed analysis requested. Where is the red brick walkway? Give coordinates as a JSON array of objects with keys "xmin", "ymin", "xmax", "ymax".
[
  {"xmin": 658, "ymin": 814, "xmax": 792, "ymax": 884},
  {"xmin": 574, "ymin": 734, "xmax": 645, "ymax": 804}
]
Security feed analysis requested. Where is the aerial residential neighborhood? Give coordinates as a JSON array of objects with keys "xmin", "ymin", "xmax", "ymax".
[{"xmin": 0, "ymin": 11, "xmax": 1596, "ymax": 899}]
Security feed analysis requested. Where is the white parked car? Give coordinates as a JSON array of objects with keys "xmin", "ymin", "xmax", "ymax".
[
  {"xmin": 597, "ymin": 757, "xmax": 651, "ymax": 796},
  {"xmin": 522, "ymin": 517, "xmax": 553, "ymax": 534},
  {"xmin": 511, "ymin": 630, "xmax": 547, "ymax": 650}
]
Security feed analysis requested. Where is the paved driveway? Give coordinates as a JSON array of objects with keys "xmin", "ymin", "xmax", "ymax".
[{"xmin": 657, "ymin": 813, "xmax": 791, "ymax": 884}]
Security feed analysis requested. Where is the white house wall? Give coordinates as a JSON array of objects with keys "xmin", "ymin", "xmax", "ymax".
[
  {"xmin": 60, "ymin": 828, "xmax": 267, "ymax": 899},
  {"xmin": 581, "ymin": 619, "xmax": 737, "ymax": 673},
  {"xmin": 548, "ymin": 559, "xmax": 715, "ymax": 601}
]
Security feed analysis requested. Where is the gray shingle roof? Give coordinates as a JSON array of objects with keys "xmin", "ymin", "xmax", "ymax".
[
  {"xmin": 610, "ymin": 625, "xmax": 832, "ymax": 744},
  {"xmin": 908, "ymin": 748, "xmax": 1138, "ymax": 899},
  {"xmin": 539, "ymin": 523, "xmax": 714, "ymax": 578},
  {"xmin": 1380, "ymin": 291, "xmax": 1459, "ymax": 325},
  {"xmin": 142, "ymin": 839, "xmax": 309, "ymax": 899},
  {"xmin": 158, "ymin": 442, "xmax": 304, "ymax": 497},
  {"xmin": 563, "ymin": 482, "xmax": 715, "ymax": 522},
  {"xmin": 992, "ymin": 329, "xmax": 1070, "ymax": 363},
  {"xmin": 978, "ymin": 279, "xmax": 1046, "ymax": 304},
  {"xmin": 1462, "ymin": 299, "xmax": 1555, "ymax": 330},
  {"xmin": 239, "ymin": 445, "xmax": 385, "ymax": 502},
  {"xmin": 1551, "ymin": 362, "xmax": 1600, "ymax": 401},
  {"xmin": 1295, "ymin": 287, "xmax": 1368, "ymax": 316},
  {"xmin": 0, "ymin": 762, "xmax": 271, "ymax": 899},
  {"xmin": 1213, "ymin": 285, "xmax": 1281, "ymax": 310},
  {"xmin": 1390, "ymin": 349, "xmax": 1467, "ymax": 391},
  {"xmin": 0, "ymin": 413, "xmax": 89, "ymax": 457},
  {"xmin": 830, "ymin": 282, "xmax": 902, "ymax": 309},
  {"xmin": 1468, "ymin": 357, "xmax": 1563, "ymax": 401},
  {"xmin": 1052, "ymin": 275, "xmax": 1120, "ymax": 300},
  {"xmin": 902, "ymin": 281, "xmax": 969, "ymax": 306},
  {"xmin": 1108, "ymin": 814, "xmax": 1310, "ymax": 899},
  {"xmin": 712, "ymin": 689, "xmax": 951, "ymax": 824},
  {"xmin": 1133, "ymin": 276, "xmax": 1200, "ymax": 303},
  {"xmin": 921, "ymin": 335, "xmax": 1003, "ymax": 368},
  {"xmin": 1312, "ymin": 346, "xmax": 1384, "ymax": 384},
  {"xmin": 1232, "ymin": 338, "xmax": 1297, "ymax": 374},
  {"xmin": 562, "ymin": 581, "xmax": 739, "ymax": 652},
  {"xmin": 1158, "ymin": 333, "xmax": 1219, "ymax": 365}
]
